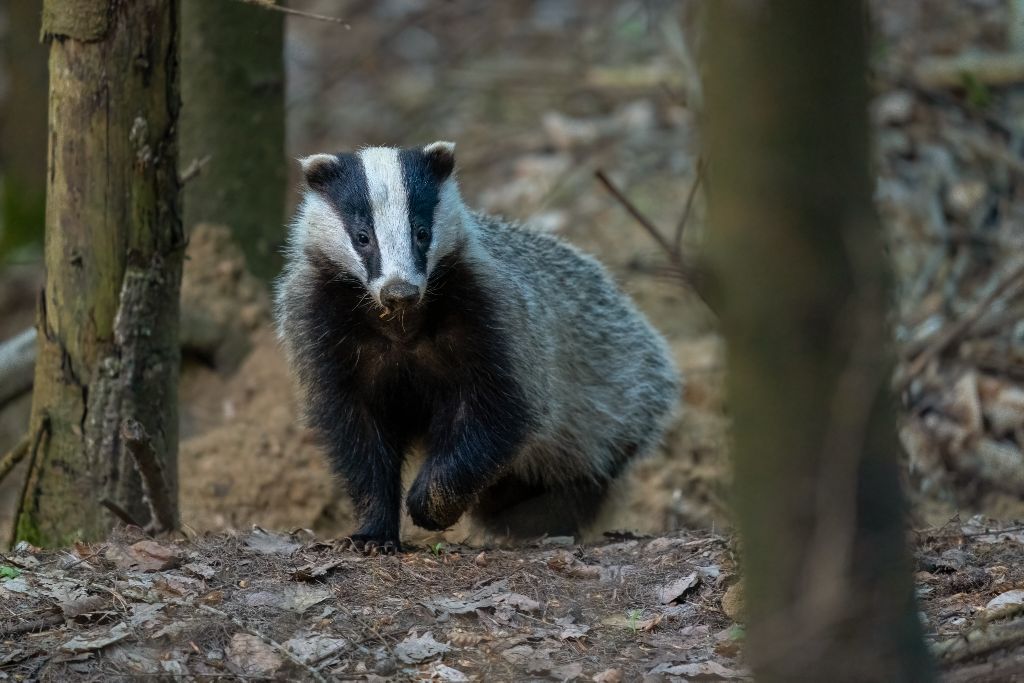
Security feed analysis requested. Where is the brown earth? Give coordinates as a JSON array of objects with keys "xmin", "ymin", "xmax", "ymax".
[{"xmin": 2, "ymin": 518, "xmax": 1024, "ymax": 681}]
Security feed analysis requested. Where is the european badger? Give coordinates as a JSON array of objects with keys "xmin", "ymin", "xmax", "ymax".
[{"xmin": 275, "ymin": 142, "xmax": 679, "ymax": 552}]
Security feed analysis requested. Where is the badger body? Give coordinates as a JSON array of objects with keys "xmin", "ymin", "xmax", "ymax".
[{"xmin": 276, "ymin": 142, "xmax": 679, "ymax": 551}]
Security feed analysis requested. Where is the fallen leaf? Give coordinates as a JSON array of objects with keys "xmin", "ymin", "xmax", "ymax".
[
  {"xmin": 243, "ymin": 527, "xmax": 301, "ymax": 555},
  {"xmin": 227, "ymin": 633, "xmax": 283, "ymax": 677},
  {"xmin": 657, "ymin": 572, "xmax": 700, "ymax": 604},
  {"xmin": 127, "ymin": 602, "xmax": 166, "ymax": 629},
  {"xmin": 550, "ymin": 661, "xmax": 585, "ymax": 681},
  {"xmin": 61, "ymin": 622, "xmax": 131, "ymax": 653},
  {"xmin": 395, "ymin": 631, "xmax": 449, "ymax": 664},
  {"xmin": 592, "ymin": 668, "xmax": 623, "ymax": 683},
  {"xmin": 986, "ymin": 589, "xmax": 1024, "ymax": 611},
  {"xmin": 501, "ymin": 644, "xmax": 538, "ymax": 666},
  {"xmin": 107, "ymin": 540, "xmax": 182, "ymax": 572},
  {"xmin": 283, "ymin": 633, "xmax": 349, "ymax": 664},
  {"xmin": 494, "ymin": 592, "xmax": 541, "ymax": 612},
  {"xmin": 241, "ymin": 584, "xmax": 332, "ymax": 613},
  {"xmin": 601, "ymin": 612, "xmax": 662, "ymax": 632},
  {"xmin": 291, "ymin": 557, "xmax": 346, "ymax": 581},
  {"xmin": 61, "ymin": 594, "xmax": 109, "ymax": 619},
  {"xmin": 425, "ymin": 661, "xmax": 470, "ymax": 681},
  {"xmin": 554, "ymin": 617, "xmax": 591, "ymax": 641},
  {"xmin": 182, "ymin": 562, "xmax": 216, "ymax": 580},
  {"xmin": 647, "ymin": 660, "xmax": 748, "ymax": 679},
  {"xmin": 547, "ymin": 551, "xmax": 602, "ymax": 579}
]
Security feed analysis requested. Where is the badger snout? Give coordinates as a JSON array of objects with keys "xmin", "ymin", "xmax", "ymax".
[{"xmin": 379, "ymin": 279, "xmax": 422, "ymax": 310}]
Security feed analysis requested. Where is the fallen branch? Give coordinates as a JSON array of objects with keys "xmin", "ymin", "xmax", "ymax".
[
  {"xmin": 232, "ymin": 0, "xmax": 350, "ymax": 27},
  {"xmin": 0, "ymin": 435, "xmax": 30, "ymax": 486},
  {"xmin": 198, "ymin": 604, "xmax": 328, "ymax": 683},
  {"xmin": 913, "ymin": 53, "xmax": 1024, "ymax": 89},
  {"xmin": 0, "ymin": 328, "xmax": 36, "ymax": 410},
  {"xmin": 121, "ymin": 418, "xmax": 177, "ymax": 534},
  {"xmin": 896, "ymin": 260, "xmax": 1024, "ymax": 392}
]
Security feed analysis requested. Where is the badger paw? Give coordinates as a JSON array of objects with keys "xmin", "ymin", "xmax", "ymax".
[
  {"xmin": 406, "ymin": 474, "xmax": 466, "ymax": 531},
  {"xmin": 339, "ymin": 533, "xmax": 401, "ymax": 556}
]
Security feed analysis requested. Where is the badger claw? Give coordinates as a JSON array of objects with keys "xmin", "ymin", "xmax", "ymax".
[{"xmin": 339, "ymin": 534, "xmax": 401, "ymax": 555}]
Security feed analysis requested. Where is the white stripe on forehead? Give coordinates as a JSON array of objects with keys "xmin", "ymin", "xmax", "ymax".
[{"xmin": 357, "ymin": 147, "xmax": 420, "ymax": 286}]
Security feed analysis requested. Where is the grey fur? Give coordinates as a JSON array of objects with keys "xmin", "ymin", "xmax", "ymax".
[{"xmin": 276, "ymin": 143, "xmax": 680, "ymax": 538}]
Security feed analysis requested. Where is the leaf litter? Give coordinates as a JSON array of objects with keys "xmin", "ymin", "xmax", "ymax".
[{"xmin": 2, "ymin": 520, "xmax": 1023, "ymax": 680}]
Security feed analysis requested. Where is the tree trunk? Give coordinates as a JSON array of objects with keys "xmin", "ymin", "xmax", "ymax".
[
  {"xmin": 703, "ymin": 2, "xmax": 932, "ymax": 680},
  {"xmin": 180, "ymin": 0, "xmax": 285, "ymax": 280},
  {"xmin": 18, "ymin": 0, "xmax": 182, "ymax": 545},
  {"xmin": 0, "ymin": 0, "xmax": 48, "ymax": 258}
]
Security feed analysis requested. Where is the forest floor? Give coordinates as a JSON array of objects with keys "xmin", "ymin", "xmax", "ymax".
[{"xmin": 2, "ymin": 518, "xmax": 1024, "ymax": 682}]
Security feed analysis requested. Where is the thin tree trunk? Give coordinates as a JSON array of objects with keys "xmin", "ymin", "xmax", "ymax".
[
  {"xmin": 703, "ymin": 2, "xmax": 932, "ymax": 680},
  {"xmin": 180, "ymin": 0, "xmax": 285, "ymax": 280},
  {"xmin": 0, "ymin": 0, "xmax": 48, "ymax": 257},
  {"xmin": 18, "ymin": 0, "xmax": 182, "ymax": 545}
]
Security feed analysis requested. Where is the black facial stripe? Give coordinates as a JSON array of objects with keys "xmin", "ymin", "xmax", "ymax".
[
  {"xmin": 319, "ymin": 153, "xmax": 380, "ymax": 281},
  {"xmin": 399, "ymin": 148, "xmax": 442, "ymax": 274}
]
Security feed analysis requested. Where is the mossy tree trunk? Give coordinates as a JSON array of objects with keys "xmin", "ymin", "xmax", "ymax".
[
  {"xmin": 181, "ymin": 0, "xmax": 285, "ymax": 280},
  {"xmin": 18, "ymin": 0, "xmax": 182, "ymax": 545},
  {"xmin": 0, "ymin": 0, "xmax": 48, "ymax": 258},
  {"xmin": 703, "ymin": 1, "xmax": 932, "ymax": 680}
]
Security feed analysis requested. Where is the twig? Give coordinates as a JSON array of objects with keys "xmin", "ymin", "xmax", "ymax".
[
  {"xmin": 595, "ymin": 170, "xmax": 677, "ymax": 261},
  {"xmin": 100, "ymin": 498, "xmax": 145, "ymax": 529},
  {"xmin": 595, "ymin": 169, "xmax": 714, "ymax": 311},
  {"xmin": 0, "ymin": 610, "xmax": 64, "ymax": 638},
  {"xmin": 178, "ymin": 155, "xmax": 212, "ymax": 185},
  {"xmin": 0, "ymin": 435, "xmax": 29, "ymax": 486},
  {"xmin": 913, "ymin": 52, "xmax": 1024, "ymax": 89},
  {"xmin": 896, "ymin": 259, "xmax": 1024, "ymax": 392},
  {"xmin": 231, "ymin": 0, "xmax": 351, "ymax": 27},
  {"xmin": 673, "ymin": 158, "xmax": 705, "ymax": 253},
  {"xmin": 197, "ymin": 604, "xmax": 328, "ymax": 683},
  {"xmin": 121, "ymin": 418, "xmax": 177, "ymax": 533}
]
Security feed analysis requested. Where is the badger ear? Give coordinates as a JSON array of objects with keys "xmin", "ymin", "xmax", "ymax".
[
  {"xmin": 299, "ymin": 153, "xmax": 339, "ymax": 190},
  {"xmin": 423, "ymin": 141, "xmax": 455, "ymax": 181}
]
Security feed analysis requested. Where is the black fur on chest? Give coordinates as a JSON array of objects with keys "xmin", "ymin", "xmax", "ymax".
[{"xmin": 296, "ymin": 247, "xmax": 526, "ymax": 440}]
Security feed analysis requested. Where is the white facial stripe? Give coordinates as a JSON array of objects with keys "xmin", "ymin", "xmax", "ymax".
[
  {"xmin": 299, "ymin": 193, "xmax": 367, "ymax": 281},
  {"xmin": 358, "ymin": 147, "xmax": 424, "ymax": 290}
]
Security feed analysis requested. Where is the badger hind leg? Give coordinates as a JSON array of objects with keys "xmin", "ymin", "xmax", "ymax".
[{"xmin": 470, "ymin": 473, "xmax": 611, "ymax": 539}]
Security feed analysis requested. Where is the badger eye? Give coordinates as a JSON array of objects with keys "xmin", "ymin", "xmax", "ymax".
[
  {"xmin": 356, "ymin": 232, "xmax": 370, "ymax": 246},
  {"xmin": 416, "ymin": 227, "xmax": 430, "ymax": 243}
]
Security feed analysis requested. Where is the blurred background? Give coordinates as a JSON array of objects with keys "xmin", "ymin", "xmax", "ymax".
[{"xmin": 1, "ymin": 0, "xmax": 1022, "ymax": 546}]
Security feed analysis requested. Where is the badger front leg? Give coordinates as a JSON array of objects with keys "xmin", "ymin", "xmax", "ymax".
[
  {"xmin": 406, "ymin": 390, "xmax": 529, "ymax": 531},
  {"xmin": 322, "ymin": 405, "xmax": 406, "ymax": 553}
]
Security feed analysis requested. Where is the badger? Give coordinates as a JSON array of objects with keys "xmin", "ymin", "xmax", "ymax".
[{"xmin": 275, "ymin": 142, "xmax": 679, "ymax": 553}]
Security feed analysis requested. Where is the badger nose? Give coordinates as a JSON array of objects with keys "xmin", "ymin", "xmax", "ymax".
[{"xmin": 380, "ymin": 280, "xmax": 421, "ymax": 310}]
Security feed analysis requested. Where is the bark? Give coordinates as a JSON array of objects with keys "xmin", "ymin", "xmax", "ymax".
[
  {"xmin": 19, "ymin": 0, "xmax": 182, "ymax": 545},
  {"xmin": 180, "ymin": 0, "xmax": 286, "ymax": 280},
  {"xmin": 703, "ymin": 2, "xmax": 932, "ymax": 681},
  {"xmin": 0, "ymin": 0, "xmax": 48, "ymax": 257}
]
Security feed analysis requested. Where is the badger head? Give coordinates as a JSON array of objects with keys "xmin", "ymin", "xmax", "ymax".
[{"xmin": 295, "ymin": 142, "xmax": 465, "ymax": 312}]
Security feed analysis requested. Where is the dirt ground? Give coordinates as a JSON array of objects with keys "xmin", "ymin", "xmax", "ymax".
[{"xmin": 2, "ymin": 518, "xmax": 1024, "ymax": 681}]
